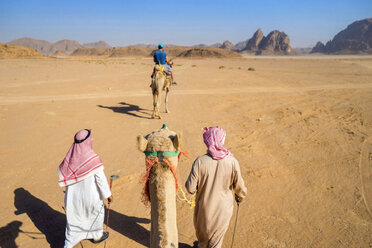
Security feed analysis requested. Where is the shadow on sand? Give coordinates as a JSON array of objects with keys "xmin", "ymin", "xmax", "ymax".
[
  {"xmin": 14, "ymin": 188, "xmax": 66, "ymax": 248},
  {"xmin": 107, "ymin": 209, "xmax": 195, "ymax": 247},
  {"xmin": 98, "ymin": 102, "xmax": 152, "ymax": 119},
  {"xmin": 13, "ymin": 188, "xmax": 194, "ymax": 247}
]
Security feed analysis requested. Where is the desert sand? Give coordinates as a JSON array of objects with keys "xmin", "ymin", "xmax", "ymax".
[{"xmin": 0, "ymin": 56, "xmax": 371, "ymax": 248}]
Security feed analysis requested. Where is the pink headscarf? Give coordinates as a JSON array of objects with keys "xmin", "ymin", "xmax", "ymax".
[
  {"xmin": 203, "ymin": 126, "xmax": 232, "ymax": 160},
  {"xmin": 58, "ymin": 129, "xmax": 103, "ymax": 187}
]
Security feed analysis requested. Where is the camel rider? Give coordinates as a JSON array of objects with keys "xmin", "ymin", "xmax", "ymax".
[{"xmin": 153, "ymin": 43, "xmax": 176, "ymax": 84}]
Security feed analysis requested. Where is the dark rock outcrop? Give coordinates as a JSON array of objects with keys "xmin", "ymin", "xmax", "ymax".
[
  {"xmin": 311, "ymin": 18, "xmax": 372, "ymax": 54},
  {"xmin": 245, "ymin": 29, "xmax": 264, "ymax": 52},
  {"xmin": 236, "ymin": 29, "xmax": 292, "ymax": 55},
  {"xmin": 220, "ymin": 40, "xmax": 235, "ymax": 50},
  {"xmin": 311, "ymin": 41, "xmax": 326, "ymax": 53},
  {"xmin": 257, "ymin": 30, "xmax": 291, "ymax": 55}
]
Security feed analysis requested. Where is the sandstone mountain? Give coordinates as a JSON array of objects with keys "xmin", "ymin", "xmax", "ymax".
[
  {"xmin": 8, "ymin": 38, "xmax": 112, "ymax": 55},
  {"xmin": 218, "ymin": 29, "xmax": 292, "ymax": 55},
  {"xmin": 244, "ymin": 29, "xmax": 264, "ymax": 52},
  {"xmin": 311, "ymin": 18, "xmax": 372, "ymax": 54},
  {"xmin": 82, "ymin": 41, "xmax": 111, "ymax": 49},
  {"xmin": 220, "ymin": 40, "xmax": 235, "ymax": 50},
  {"xmin": 311, "ymin": 41, "xmax": 327, "ymax": 53},
  {"xmin": 8, "ymin": 38, "xmax": 52, "ymax": 55},
  {"xmin": 234, "ymin": 40, "xmax": 248, "ymax": 51},
  {"xmin": 257, "ymin": 30, "xmax": 292, "ymax": 55},
  {"xmin": 52, "ymin": 50, "xmax": 68, "ymax": 57},
  {"xmin": 70, "ymin": 46, "xmax": 241, "ymax": 58},
  {"xmin": 176, "ymin": 47, "xmax": 241, "ymax": 58},
  {"xmin": 0, "ymin": 43, "xmax": 42, "ymax": 58}
]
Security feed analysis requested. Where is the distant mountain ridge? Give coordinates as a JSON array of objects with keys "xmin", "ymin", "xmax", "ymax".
[
  {"xmin": 8, "ymin": 38, "xmax": 112, "ymax": 55},
  {"xmin": 311, "ymin": 18, "xmax": 372, "ymax": 54},
  {"xmin": 205, "ymin": 28, "xmax": 293, "ymax": 55}
]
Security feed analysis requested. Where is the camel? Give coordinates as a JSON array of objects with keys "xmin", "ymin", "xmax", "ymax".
[
  {"xmin": 151, "ymin": 61, "xmax": 173, "ymax": 119},
  {"xmin": 137, "ymin": 124, "xmax": 181, "ymax": 248}
]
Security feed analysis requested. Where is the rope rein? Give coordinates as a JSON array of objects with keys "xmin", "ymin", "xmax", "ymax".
[{"xmin": 177, "ymin": 187, "xmax": 196, "ymax": 209}]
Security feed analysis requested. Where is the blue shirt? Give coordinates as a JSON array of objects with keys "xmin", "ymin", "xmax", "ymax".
[{"xmin": 154, "ymin": 50, "xmax": 167, "ymax": 65}]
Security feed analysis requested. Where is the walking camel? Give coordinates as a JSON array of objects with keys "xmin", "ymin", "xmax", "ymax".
[
  {"xmin": 137, "ymin": 124, "xmax": 182, "ymax": 248},
  {"xmin": 151, "ymin": 62, "xmax": 173, "ymax": 119}
]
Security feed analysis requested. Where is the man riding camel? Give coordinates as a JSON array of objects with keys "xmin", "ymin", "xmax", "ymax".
[{"xmin": 152, "ymin": 43, "xmax": 176, "ymax": 85}]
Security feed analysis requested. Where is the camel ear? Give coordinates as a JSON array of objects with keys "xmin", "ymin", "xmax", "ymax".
[
  {"xmin": 172, "ymin": 132, "xmax": 182, "ymax": 152},
  {"xmin": 137, "ymin": 135, "xmax": 148, "ymax": 152}
]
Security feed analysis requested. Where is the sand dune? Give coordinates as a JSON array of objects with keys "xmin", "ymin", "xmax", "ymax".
[{"xmin": 0, "ymin": 56, "xmax": 371, "ymax": 247}]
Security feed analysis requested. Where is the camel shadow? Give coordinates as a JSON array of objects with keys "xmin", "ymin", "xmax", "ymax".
[
  {"xmin": 98, "ymin": 102, "xmax": 152, "ymax": 119},
  {"xmin": 0, "ymin": 221, "xmax": 22, "ymax": 248},
  {"xmin": 14, "ymin": 188, "xmax": 65, "ymax": 248},
  {"xmin": 105, "ymin": 209, "xmax": 150, "ymax": 247},
  {"xmin": 106, "ymin": 209, "xmax": 194, "ymax": 247}
]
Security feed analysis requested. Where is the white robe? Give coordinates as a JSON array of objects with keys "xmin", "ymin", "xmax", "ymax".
[{"xmin": 64, "ymin": 167, "xmax": 111, "ymax": 248}]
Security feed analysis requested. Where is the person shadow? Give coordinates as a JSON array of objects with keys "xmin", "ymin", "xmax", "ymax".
[
  {"xmin": 98, "ymin": 102, "xmax": 152, "ymax": 119},
  {"xmin": 0, "ymin": 221, "xmax": 22, "ymax": 248},
  {"xmin": 106, "ymin": 209, "xmax": 195, "ymax": 248},
  {"xmin": 13, "ymin": 188, "xmax": 65, "ymax": 248}
]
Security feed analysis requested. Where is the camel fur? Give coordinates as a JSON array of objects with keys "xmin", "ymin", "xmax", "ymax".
[
  {"xmin": 137, "ymin": 125, "xmax": 181, "ymax": 248},
  {"xmin": 151, "ymin": 61, "xmax": 173, "ymax": 119}
]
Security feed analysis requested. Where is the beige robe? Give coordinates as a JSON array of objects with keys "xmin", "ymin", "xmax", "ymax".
[{"xmin": 185, "ymin": 154, "xmax": 247, "ymax": 248}]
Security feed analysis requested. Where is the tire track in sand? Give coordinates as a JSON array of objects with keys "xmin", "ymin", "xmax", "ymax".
[
  {"xmin": 359, "ymin": 138, "xmax": 372, "ymax": 218},
  {"xmin": 0, "ymin": 83, "xmax": 372, "ymax": 105}
]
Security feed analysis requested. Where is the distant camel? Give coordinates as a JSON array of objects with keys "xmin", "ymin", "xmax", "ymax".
[
  {"xmin": 137, "ymin": 124, "xmax": 182, "ymax": 248},
  {"xmin": 151, "ymin": 61, "xmax": 173, "ymax": 119}
]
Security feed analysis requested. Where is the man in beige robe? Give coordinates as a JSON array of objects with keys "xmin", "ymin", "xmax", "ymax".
[{"xmin": 185, "ymin": 126, "xmax": 247, "ymax": 248}]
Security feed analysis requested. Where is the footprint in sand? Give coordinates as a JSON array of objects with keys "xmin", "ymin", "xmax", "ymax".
[{"xmin": 359, "ymin": 137, "xmax": 372, "ymax": 218}]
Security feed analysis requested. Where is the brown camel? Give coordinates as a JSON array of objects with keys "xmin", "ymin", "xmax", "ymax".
[
  {"xmin": 137, "ymin": 124, "xmax": 181, "ymax": 248},
  {"xmin": 151, "ymin": 62, "xmax": 173, "ymax": 119}
]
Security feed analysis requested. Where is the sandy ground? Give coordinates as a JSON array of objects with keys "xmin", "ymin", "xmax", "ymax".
[{"xmin": 0, "ymin": 56, "xmax": 371, "ymax": 248}]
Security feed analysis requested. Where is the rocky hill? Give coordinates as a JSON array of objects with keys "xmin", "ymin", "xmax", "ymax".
[
  {"xmin": 257, "ymin": 30, "xmax": 292, "ymax": 55},
  {"xmin": 82, "ymin": 41, "xmax": 111, "ymax": 49},
  {"xmin": 211, "ymin": 29, "xmax": 293, "ymax": 55},
  {"xmin": 0, "ymin": 43, "xmax": 42, "ymax": 58},
  {"xmin": 243, "ymin": 29, "xmax": 264, "ymax": 52},
  {"xmin": 311, "ymin": 18, "xmax": 372, "ymax": 54},
  {"xmin": 8, "ymin": 38, "xmax": 112, "ymax": 55},
  {"xmin": 236, "ymin": 29, "xmax": 292, "ymax": 55},
  {"xmin": 176, "ymin": 47, "xmax": 241, "ymax": 58},
  {"xmin": 220, "ymin": 40, "xmax": 235, "ymax": 50}
]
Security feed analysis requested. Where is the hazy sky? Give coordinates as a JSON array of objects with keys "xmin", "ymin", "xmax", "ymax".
[{"xmin": 0, "ymin": 0, "xmax": 371, "ymax": 48}]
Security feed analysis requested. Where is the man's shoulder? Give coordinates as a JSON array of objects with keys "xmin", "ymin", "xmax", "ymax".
[{"xmin": 195, "ymin": 154, "xmax": 213, "ymax": 163}]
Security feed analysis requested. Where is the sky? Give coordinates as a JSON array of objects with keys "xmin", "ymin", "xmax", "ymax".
[{"xmin": 0, "ymin": 0, "xmax": 371, "ymax": 48}]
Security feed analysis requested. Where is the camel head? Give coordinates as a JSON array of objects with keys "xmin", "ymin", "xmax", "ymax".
[{"xmin": 137, "ymin": 124, "xmax": 182, "ymax": 166}]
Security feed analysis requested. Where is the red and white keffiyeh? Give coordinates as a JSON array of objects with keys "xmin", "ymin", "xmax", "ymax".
[
  {"xmin": 203, "ymin": 126, "xmax": 233, "ymax": 160},
  {"xmin": 58, "ymin": 129, "xmax": 103, "ymax": 187}
]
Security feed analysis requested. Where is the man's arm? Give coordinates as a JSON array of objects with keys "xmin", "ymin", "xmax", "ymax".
[
  {"xmin": 95, "ymin": 168, "xmax": 112, "ymax": 200},
  {"xmin": 233, "ymin": 159, "xmax": 247, "ymax": 203},
  {"xmin": 185, "ymin": 159, "xmax": 200, "ymax": 194}
]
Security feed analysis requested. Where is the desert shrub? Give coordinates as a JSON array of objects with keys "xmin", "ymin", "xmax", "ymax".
[
  {"xmin": 191, "ymin": 65, "xmax": 197, "ymax": 67},
  {"xmin": 248, "ymin": 67, "xmax": 255, "ymax": 71},
  {"xmin": 176, "ymin": 64, "xmax": 182, "ymax": 66},
  {"xmin": 219, "ymin": 66, "xmax": 225, "ymax": 69}
]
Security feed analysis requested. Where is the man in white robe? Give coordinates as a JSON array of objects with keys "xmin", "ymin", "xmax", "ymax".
[{"xmin": 58, "ymin": 129, "xmax": 113, "ymax": 248}]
